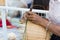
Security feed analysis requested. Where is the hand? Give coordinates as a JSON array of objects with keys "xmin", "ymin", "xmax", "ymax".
[{"xmin": 24, "ymin": 11, "xmax": 42, "ymax": 25}]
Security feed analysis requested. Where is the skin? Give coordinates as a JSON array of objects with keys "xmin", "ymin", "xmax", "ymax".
[{"xmin": 24, "ymin": 11, "xmax": 60, "ymax": 36}]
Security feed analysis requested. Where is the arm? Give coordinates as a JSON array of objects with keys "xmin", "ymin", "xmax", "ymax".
[
  {"xmin": 38, "ymin": 16, "xmax": 60, "ymax": 36},
  {"xmin": 25, "ymin": 11, "xmax": 60, "ymax": 36}
]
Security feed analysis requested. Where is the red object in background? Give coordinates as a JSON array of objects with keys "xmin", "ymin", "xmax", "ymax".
[{"xmin": 0, "ymin": 19, "xmax": 15, "ymax": 28}]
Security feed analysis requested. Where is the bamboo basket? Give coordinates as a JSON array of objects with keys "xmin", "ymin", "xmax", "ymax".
[
  {"xmin": 0, "ymin": 0, "xmax": 5, "ymax": 6},
  {"xmin": 25, "ymin": 21, "xmax": 51, "ymax": 40}
]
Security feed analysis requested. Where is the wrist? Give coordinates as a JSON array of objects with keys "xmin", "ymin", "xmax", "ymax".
[
  {"xmin": 46, "ymin": 21, "xmax": 51, "ymax": 30},
  {"xmin": 39, "ymin": 17, "xmax": 49, "ymax": 28}
]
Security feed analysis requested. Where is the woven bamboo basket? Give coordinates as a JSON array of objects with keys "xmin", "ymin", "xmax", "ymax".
[
  {"xmin": 0, "ymin": 0, "xmax": 5, "ymax": 6},
  {"xmin": 24, "ymin": 21, "xmax": 51, "ymax": 40}
]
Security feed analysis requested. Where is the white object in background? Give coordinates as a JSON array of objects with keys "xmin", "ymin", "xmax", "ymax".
[
  {"xmin": 1, "ymin": 9, "xmax": 8, "ymax": 40},
  {"xmin": 8, "ymin": 32, "xmax": 16, "ymax": 40},
  {"xmin": 48, "ymin": 0, "xmax": 60, "ymax": 25},
  {"xmin": 58, "ymin": 0, "xmax": 60, "ymax": 2},
  {"xmin": 7, "ymin": 0, "xmax": 27, "ymax": 8},
  {"xmin": 7, "ymin": 0, "xmax": 27, "ymax": 18}
]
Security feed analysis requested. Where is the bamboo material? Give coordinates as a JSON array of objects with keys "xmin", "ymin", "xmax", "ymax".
[
  {"xmin": 26, "ymin": 21, "xmax": 50, "ymax": 40},
  {"xmin": 0, "ymin": 0, "xmax": 5, "ymax": 6}
]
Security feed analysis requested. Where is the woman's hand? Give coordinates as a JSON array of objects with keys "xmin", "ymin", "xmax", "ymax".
[{"xmin": 23, "ymin": 11, "xmax": 42, "ymax": 25}]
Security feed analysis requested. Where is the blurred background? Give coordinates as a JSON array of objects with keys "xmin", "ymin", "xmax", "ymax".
[{"xmin": 0, "ymin": 0, "xmax": 50, "ymax": 40}]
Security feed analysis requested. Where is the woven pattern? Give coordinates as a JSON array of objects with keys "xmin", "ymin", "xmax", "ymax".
[{"xmin": 26, "ymin": 21, "xmax": 50, "ymax": 40}]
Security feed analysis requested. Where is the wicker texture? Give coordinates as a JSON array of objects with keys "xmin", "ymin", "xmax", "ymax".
[{"xmin": 26, "ymin": 21, "xmax": 50, "ymax": 40}]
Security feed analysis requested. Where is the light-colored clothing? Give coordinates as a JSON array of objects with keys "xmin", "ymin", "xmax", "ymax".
[{"xmin": 48, "ymin": 0, "xmax": 60, "ymax": 25}]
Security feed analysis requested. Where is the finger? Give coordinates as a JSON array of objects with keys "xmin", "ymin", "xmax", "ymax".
[
  {"xmin": 27, "ymin": 15, "xmax": 35, "ymax": 21},
  {"xmin": 23, "ymin": 12, "xmax": 32, "ymax": 20},
  {"xmin": 23, "ymin": 12, "xmax": 28, "ymax": 20},
  {"xmin": 27, "ymin": 17, "xmax": 33, "ymax": 21},
  {"xmin": 26, "ymin": 14, "xmax": 33, "ymax": 18},
  {"xmin": 26, "ymin": 11, "xmax": 34, "ymax": 15}
]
